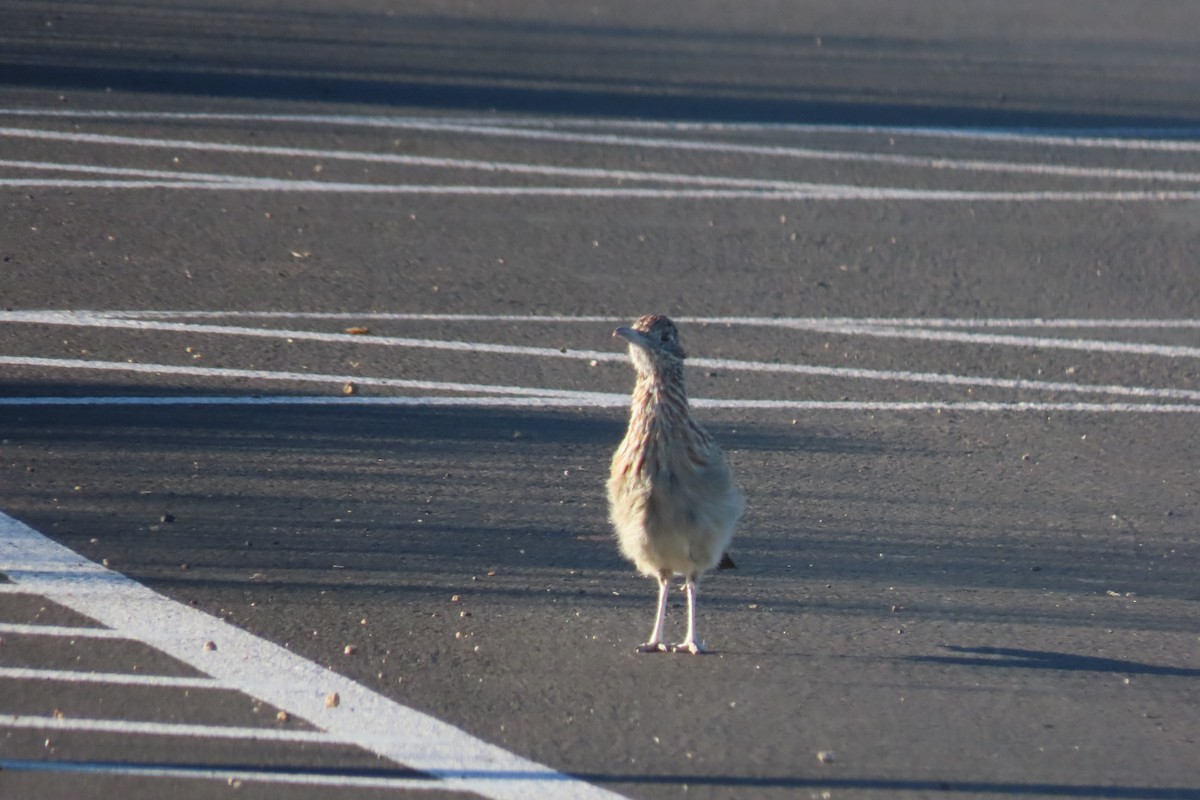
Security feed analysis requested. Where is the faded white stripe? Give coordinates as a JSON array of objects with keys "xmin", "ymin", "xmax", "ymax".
[
  {"xmin": 2, "ymin": 108, "xmax": 1198, "ymax": 152},
  {"xmin": 3, "ymin": 177, "xmax": 1200, "ymax": 202},
  {"xmin": 1, "ymin": 395, "xmax": 1197, "ymax": 414}
]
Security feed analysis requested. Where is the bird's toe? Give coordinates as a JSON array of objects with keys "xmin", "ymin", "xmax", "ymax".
[
  {"xmin": 671, "ymin": 640, "xmax": 706, "ymax": 655},
  {"xmin": 636, "ymin": 641, "xmax": 669, "ymax": 654}
]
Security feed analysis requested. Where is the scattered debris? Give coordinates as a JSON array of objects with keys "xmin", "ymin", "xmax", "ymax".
[
  {"xmin": 344, "ymin": 645, "xmax": 358, "ymax": 656},
  {"xmin": 203, "ymin": 640, "xmax": 217, "ymax": 651},
  {"xmin": 325, "ymin": 691, "xmax": 340, "ymax": 708},
  {"xmin": 276, "ymin": 710, "xmax": 289, "ymax": 722},
  {"xmin": 344, "ymin": 326, "xmax": 370, "ymax": 336},
  {"xmin": 817, "ymin": 750, "xmax": 836, "ymax": 764}
]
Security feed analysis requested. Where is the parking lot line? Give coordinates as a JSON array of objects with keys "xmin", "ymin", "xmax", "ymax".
[{"xmin": 0, "ymin": 511, "xmax": 627, "ymax": 800}]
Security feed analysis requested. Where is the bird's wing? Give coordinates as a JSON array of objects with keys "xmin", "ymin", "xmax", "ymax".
[{"xmin": 666, "ymin": 440, "xmax": 745, "ymax": 528}]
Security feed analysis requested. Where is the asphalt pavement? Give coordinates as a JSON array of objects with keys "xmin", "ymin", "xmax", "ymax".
[{"xmin": 1, "ymin": 2, "xmax": 1199, "ymax": 799}]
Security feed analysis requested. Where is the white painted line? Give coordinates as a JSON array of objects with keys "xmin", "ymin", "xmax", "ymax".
[
  {"xmin": 0, "ymin": 125, "xmax": 841, "ymax": 193},
  {"xmin": 3, "ymin": 108, "xmax": 1199, "ymax": 152},
  {"xmin": 1, "ymin": 395, "xmax": 1198, "ymax": 414},
  {"xmin": 76, "ymin": 310, "xmax": 1200, "ymax": 330},
  {"xmin": 4, "ymin": 123, "xmax": 1200, "ymax": 201},
  {"xmin": 5, "ymin": 176, "xmax": 1200, "ymax": 202},
  {"xmin": 0, "ymin": 395, "xmax": 618, "ymax": 408},
  {"xmin": 0, "ymin": 355, "xmax": 620, "ymax": 403},
  {"xmin": 2, "ymin": 172, "xmax": 1198, "ymax": 201},
  {"xmin": 0, "ymin": 512, "xmax": 626, "ymax": 800},
  {"xmin": 334, "ymin": 119, "xmax": 1200, "ymax": 184},
  {"xmin": 0, "ymin": 667, "xmax": 221, "ymax": 690},
  {"xmin": 687, "ymin": 399, "xmax": 1200, "ymax": 414},
  {"xmin": 0, "ymin": 311, "xmax": 628, "ymax": 362},
  {"xmin": 8, "ymin": 309, "xmax": 1200, "ymax": 366},
  {"xmin": 4, "ymin": 312, "xmax": 1198, "ymax": 412},
  {"xmin": 0, "ymin": 621, "xmax": 128, "ymax": 639},
  {"xmin": 0, "ymin": 714, "xmax": 333, "ymax": 744},
  {"xmin": 9, "ymin": 176, "xmax": 1200, "ymax": 201},
  {"xmin": 488, "ymin": 118, "xmax": 1200, "ymax": 154},
  {"xmin": 679, "ymin": 316, "xmax": 1200, "ymax": 330},
  {"xmin": 0, "ymin": 392, "xmax": 619, "ymax": 409},
  {"xmin": 780, "ymin": 320, "xmax": 1200, "ymax": 359},
  {"xmin": 0, "ymin": 759, "xmax": 445, "ymax": 791},
  {"xmin": 0, "ymin": 158, "xmax": 248, "ymax": 183},
  {"xmin": 4, "ymin": 346, "xmax": 1200, "ymax": 406}
]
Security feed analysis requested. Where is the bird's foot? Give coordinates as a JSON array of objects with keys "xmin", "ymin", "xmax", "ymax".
[
  {"xmin": 670, "ymin": 640, "xmax": 706, "ymax": 655},
  {"xmin": 636, "ymin": 641, "xmax": 669, "ymax": 653}
]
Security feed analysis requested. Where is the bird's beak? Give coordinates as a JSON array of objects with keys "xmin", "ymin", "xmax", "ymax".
[{"xmin": 613, "ymin": 326, "xmax": 648, "ymax": 348}]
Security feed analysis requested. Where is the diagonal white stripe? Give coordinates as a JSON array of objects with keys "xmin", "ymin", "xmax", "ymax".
[{"xmin": 0, "ymin": 512, "xmax": 626, "ymax": 799}]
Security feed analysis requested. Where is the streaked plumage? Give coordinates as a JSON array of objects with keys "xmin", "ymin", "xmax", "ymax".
[{"xmin": 607, "ymin": 314, "xmax": 744, "ymax": 654}]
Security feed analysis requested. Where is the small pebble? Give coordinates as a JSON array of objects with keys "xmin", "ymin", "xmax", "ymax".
[
  {"xmin": 203, "ymin": 640, "xmax": 217, "ymax": 651},
  {"xmin": 325, "ymin": 692, "xmax": 340, "ymax": 708},
  {"xmin": 344, "ymin": 645, "xmax": 358, "ymax": 655},
  {"xmin": 276, "ymin": 710, "xmax": 289, "ymax": 722},
  {"xmin": 817, "ymin": 750, "xmax": 836, "ymax": 764}
]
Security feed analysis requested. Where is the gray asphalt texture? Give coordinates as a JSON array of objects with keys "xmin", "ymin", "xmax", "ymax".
[{"xmin": 1, "ymin": 2, "xmax": 1199, "ymax": 799}]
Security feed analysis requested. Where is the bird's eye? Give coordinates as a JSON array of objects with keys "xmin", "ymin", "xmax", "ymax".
[{"xmin": 660, "ymin": 331, "xmax": 671, "ymax": 342}]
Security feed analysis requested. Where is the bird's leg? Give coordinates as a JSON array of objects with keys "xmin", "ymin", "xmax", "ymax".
[
  {"xmin": 636, "ymin": 572, "xmax": 671, "ymax": 653},
  {"xmin": 672, "ymin": 576, "xmax": 705, "ymax": 654}
]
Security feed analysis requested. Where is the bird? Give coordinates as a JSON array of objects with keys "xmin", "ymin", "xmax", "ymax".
[{"xmin": 607, "ymin": 314, "xmax": 744, "ymax": 654}]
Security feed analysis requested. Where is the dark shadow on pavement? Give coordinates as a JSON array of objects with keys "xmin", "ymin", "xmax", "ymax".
[
  {"xmin": 2, "ymin": 758, "xmax": 1197, "ymax": 798},
  {"xmin": 909, "ymin": 645, "xmax": 1200, "ymax": 678},
  {"xmin": 4, "ymin": 4, "xmax": 1200, "ymax": 128}
]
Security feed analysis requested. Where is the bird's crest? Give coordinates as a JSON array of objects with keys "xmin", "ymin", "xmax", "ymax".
[{"xmin": 629, "ymin": 314, "xmax": 687, "ymax": 360}]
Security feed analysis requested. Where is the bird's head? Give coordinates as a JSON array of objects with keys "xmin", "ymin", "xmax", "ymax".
[{"xmin": 613, "ymin": 314, "xmax": 687, "ymax": 374}]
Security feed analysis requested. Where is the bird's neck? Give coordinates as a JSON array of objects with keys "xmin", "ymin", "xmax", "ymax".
[
  {"xmin": 632, "ymin": 364, "xmax": 687, "ymax": 414},
  {"xmin": 621, "ymin": 364, "xmax": 709, "ymax": 456}
]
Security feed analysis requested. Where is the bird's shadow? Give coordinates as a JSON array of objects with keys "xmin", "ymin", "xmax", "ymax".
[{"xmin": 907, "ymin": 645, "xmax": 1200, "ymax": 678}]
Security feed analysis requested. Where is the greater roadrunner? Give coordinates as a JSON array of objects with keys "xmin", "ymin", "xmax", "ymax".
[{"xmin": 607, "ymin": 314, "xmax": 744, "ymax": 654}]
